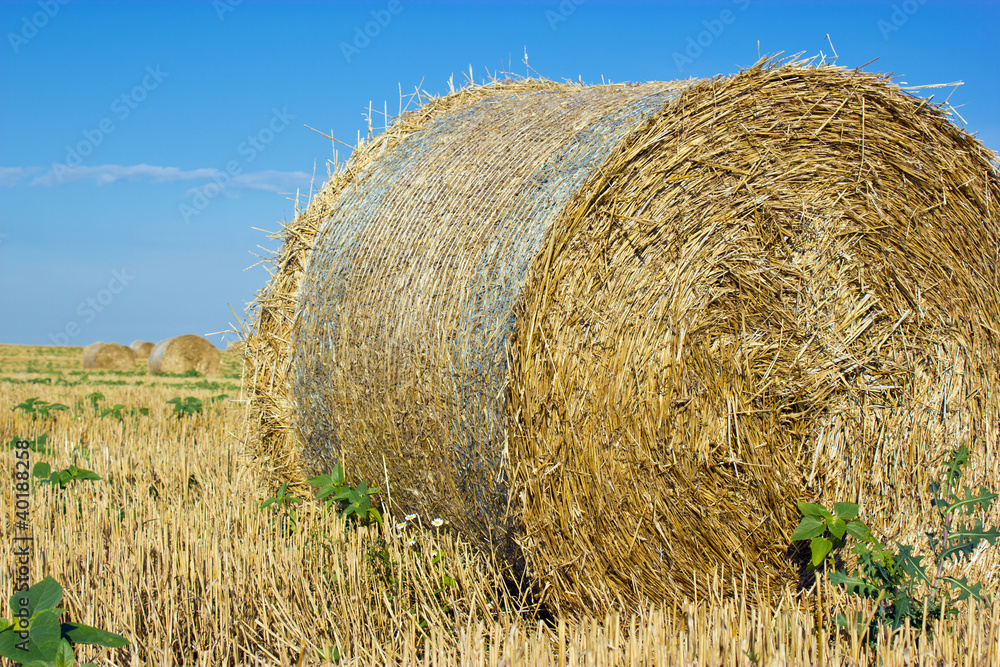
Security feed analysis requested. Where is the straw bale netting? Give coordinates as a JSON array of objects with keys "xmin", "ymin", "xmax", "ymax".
[
  {"xmin": 148, "ymin": 334, "xmax": 221, "ymax": 376},
  {"xmin": 82, "ymin": 341, "xmax": 103, "ymax": 357},
  {"xmin": 129, "ymin": 340, "xmax": 154, "ymax": 359},
  {"xmin": 243, "ymin": 62, "xmax": 1000, "ymax": 615},
  {"xmin": 82, "ymin": 342, "xmax": 136, "ymax": 371}
]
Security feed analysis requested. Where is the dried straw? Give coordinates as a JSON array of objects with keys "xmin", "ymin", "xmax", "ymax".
[
  {"xmin": 149, "ymin": 335, "xmax": 221, "ymax": 376},
  {"xmin": 242, "ymin": 61, "xmax": 1000, "ymax": 615}
]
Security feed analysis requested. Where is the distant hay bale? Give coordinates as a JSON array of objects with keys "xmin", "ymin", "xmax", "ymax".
[
  {"xmin": 242, "ymin": 62, "xmax": 1000, "ymax": 615},
  {"xmin": 226, "ymin": 340, "xmax": 244, "ymax": 354},
  {"xmin": 148, "ymin": 335, "xmax": 221, "ymax": 376},
  {"xmin": 82, "ymin": 342, "xmax": 136, "ymax": 371},
  {"xmin": 129, "ymin": 340, "xmax": 154, "ymax": 359}
]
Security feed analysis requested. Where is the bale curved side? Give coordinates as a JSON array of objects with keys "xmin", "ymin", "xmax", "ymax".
[
  {"xmin": 149, "ymin": 335, "xmax": 221, "ymax": 375},
  {"xmin": 290, "ymin": 80, "xmax": 688, "ymax": 571},
  {"xmin": 83, "ymin": 342, "xmax": 136, "ymax": 371},
  {"xmin": 240, "ymin": 79, "xmax": 642, "ymax": 491},
  {"xmin": 82, "ymin": 341, "xmax": 104, "ymax": 359}
]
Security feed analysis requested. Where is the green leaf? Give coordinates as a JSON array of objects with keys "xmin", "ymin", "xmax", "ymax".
[
  {"xmin": 0, "ymin": 607, "xmax": 62, "ymax": 663},
  {"xmin": 33, "ymin": 462, "xmax": 52, "ymax": 480},
  {"xmin": 72, "ymin": 468, "xmax": 102, "ymax": 482},
  {"xmin": 55, "ymin": 638, "xmax": 75, "ymax": 667},
  {"xmin": 797, "ymin": 502, "xmax": 831, "ymax": 518},
  {"xmin": 896, "ymin": 545, "xmax": 931, "ymax": 586},
  {"xmin": 60, "ymin": 622, "xmax": 128, "ymax": 648},
  {"xmin": 33, "ymin": 434, "xmax": 51, "ymax": 453},
  {"xmin": 946, "ymin": 486, "xmax": 999, "ymax": 516},
  {"xmin": 938, "ymin": 539, "xmax": 978, "ymax": 564},
  {"xmin": 811, "ymin": 537, "xmax": 833, "ymax": 567},
  {"xmin": 942, "ymin": 446, "xmax": 969, "ymax": 485},
  {"xmin": 332, "ymin": 462, "xmax": 345, "ymax": 487},
  {"xmin": 828, "ymin": 517, "xmax": 847, "ymax": 541},
  {"xmin": 307, "ymin": 475, "xmax": 331, "ymax": 488},
  {"xmin": 8, "ymin": 577, "xmax": 64, "ymax": 618},
  {"xmin": 845, "ymin": 520, "xmax": 873, "ymax": 542},
  {"xmin": 829, "ymin": 570, "xmax": 876, "ymax": 596},
  {"xmin": 940, "ymin": 576, "xmax": 989, "ymax": 604},
  {"xmin": 790, "ymin": 515, "xmax": 826, "ymax": 541},
  {"xmin": 942, "ymin": 520, "xmax": 1000, "ymax": 550},
  {"xmin": 833, "ymin": 502, "xmax": 859, "ymax": 521}
]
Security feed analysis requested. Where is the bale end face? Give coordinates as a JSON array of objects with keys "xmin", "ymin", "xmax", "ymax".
[{"xmin": 148, "ymin": 334, "xmax": 221, "ymax": 376}]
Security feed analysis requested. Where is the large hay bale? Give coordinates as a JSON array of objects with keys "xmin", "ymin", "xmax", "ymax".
[
  {"xmin": 243, "ymin": 62, "xmax": 1000, "ymax": 614},
  {"xmin": 129, "ymin": 340, "xmax": 154, "ymax": 359},
  {"xmin": 148, "ymin": 335, "xmax": 220, "ymax": 376},
  {"xmin": 82, "ymin": 342, "xmax": 136, "ymax": 371}
]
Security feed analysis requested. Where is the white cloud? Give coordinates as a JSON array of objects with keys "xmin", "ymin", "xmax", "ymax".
[
  {"xmin": 182, "ymin": 169, "xmax": 312, "ymax": 197},
  {"xmin": 1, "ymin": 163, "xmax": 311, "ymax": 195},
  {"xmin": 0, "ymin": 167, "xmax": 40, "ymax": 186},
  {"xmin": 30, "ymin": 163, "xmax": 226, "ymax": 187}
]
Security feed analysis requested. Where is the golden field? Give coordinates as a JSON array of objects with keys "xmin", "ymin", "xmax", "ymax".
[{"xmin": 0, "ymin": 343, "xmax": 997, "ymax": 666}]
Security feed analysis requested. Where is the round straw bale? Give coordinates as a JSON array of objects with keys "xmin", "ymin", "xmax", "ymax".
[
  {"xmin": 226, "ymin": 340, "xmax": 244, "ymax": 354},
  {"xmin": 148, "ymin": 335, "xmax": 221, "ymax": 376},
  {"xmin": 82, "ymin": 342, "xmax": 136, "ymax": 371},
  {"xmin": 129, "ymin": 340, "xmax": 154, "ymax": 359},
  {"xmin": 243, "ymin": 62, "xmax": 1000, "ymax": 615}
]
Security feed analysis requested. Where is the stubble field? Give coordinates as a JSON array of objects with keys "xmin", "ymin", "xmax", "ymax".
[{"xmin": 0, "ymin": 344, "xmax": 997, "ymax": 666}]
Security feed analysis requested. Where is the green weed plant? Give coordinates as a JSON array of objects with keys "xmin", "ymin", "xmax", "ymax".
[
  {"xmin": 32, "ymin": 463, "xmax": 101, "ymax": 490},
  {"xmin": 166, "ymin": 396, "xmax": 202, "ymax": 418},
  {"xmin": 308, "ymin": 462, "xmax": 382, "ymax": 526},
  {"xmin": 3, "ymin": 435, "xmax": 54, "ymax": 455},
  {"xmin": 793, "ymin": 445, "xmax": 998, "ymax": 641},
  {"xmin": 0, "ymin": 576, "xmax": 127, "ymax": 666},
  {"xmin": 13, "ymin": 399, "xmax": 69, "ymax": 421}
]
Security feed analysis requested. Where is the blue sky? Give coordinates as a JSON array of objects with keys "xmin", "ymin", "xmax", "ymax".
[{"xmin": 1, "ymin": 0, "xmax": 997, "ymax": 348}]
